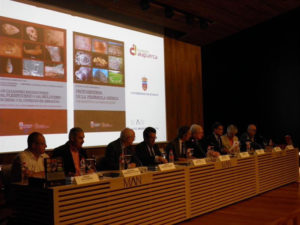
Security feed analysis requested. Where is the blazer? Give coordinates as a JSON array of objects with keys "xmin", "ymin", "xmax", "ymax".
[
  {"xmin": 165, "ymin": 138, "xmax": 187, "ymax": 161},
  {"xmin": 186, "ymin": 138, "xmax": 207, "ymax": 158},
  {"xmin": 135, "ymin": 141, "xmax": 162, "ymax": 166},
  {"xmin": 206, "ymin": 133, "xmax": 225, "ymax": 155},
  {"xmin": 105, "ymin": 138, "xmax": 141, "ymax": 170},
  {"xmin": 52, "ymin": 141, "xmax": 87, "ymax": 176},
  {"xmin": 221, "ymin": 135, "xmax": 239, "ymax": 153},
  {"xmin": 240, "ymin": 133, "xmax": 264, "ymax": 152}
]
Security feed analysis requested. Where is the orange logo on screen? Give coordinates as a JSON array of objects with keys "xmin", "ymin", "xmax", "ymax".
[
  {"xmin": 130, "ymin": 44, "xmax": 137, "ymax": 55},
  {"xmin": 142, "ymin": 77, "xmax": 148, "ymax": 91}
]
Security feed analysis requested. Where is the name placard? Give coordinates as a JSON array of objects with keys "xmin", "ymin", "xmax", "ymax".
[
  {"xmin": 239, "ymin": 152, "xmax": 250, "ymax": 158},
  {"xmin": 255, "ymin": 149, "xmax": 265, "ymax": 155},
  {"xmin": 285, "ymin": 145, "xmax": 294, "ymax": 150},
  {"xmin": 273, "ymin": 147, "xmax": 282, "ymax": 152},
  {"xmin": 158, "ymin": 163, "xmax": 176, "ymax": 171},
  {"xmin": 121, "ymin": 168, "xmax": 141, "ymax": 177},
  {"xmin": 192, "ymin": 158, "xmax": 207, "ymax": 166},
  {"xmin": 74, "ymin": 173, "xmax": 99, "ymax": 185},
  {"xmin": 218, "ymin": 155, "xmax": 231, "ymax": 162}
]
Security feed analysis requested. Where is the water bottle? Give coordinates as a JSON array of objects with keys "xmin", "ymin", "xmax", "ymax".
[
  {"xmin": 269, "ymin": 139, "xmax": 273, "ymax": 147},
  {"xmin": 186, "ymin": 148, "xmax": 191, "ymax": 165},
  {"xmin": 246, "ymin": 141, "xmax": 251, "ymax": 152},
  {"xmin": 21, "ymin": 162, "xmax": 28, "ymax": 184},
  {"xmin": 119, "ymin": 153, "xmax": 125, "ymax": 170},
  {"xmin": 80, "ymin": 158, "xmax": 86, "ymax": 175},
  {"xmin": 169, "ymin": 150, "xmax": 174, "ymax": 163}
]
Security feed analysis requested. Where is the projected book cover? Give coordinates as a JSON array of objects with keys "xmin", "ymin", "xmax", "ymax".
[
  {"xmin": 73, "ymin": 32, "xmax": 125, "ymax": 132},
  {"xmin": 0, "ymin": 16, "xmax": 67, "ymax": 136}
]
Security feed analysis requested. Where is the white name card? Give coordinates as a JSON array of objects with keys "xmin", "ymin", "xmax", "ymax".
[
  {"xmin": 255, "ymin": 149, "xmax": 265, "ymax": 155},
  {"xmin": 192, "ymin": 158, "xmax": 207, "ymax": 166},
  {"xmin": 239, "ymin": 152, "xmax": 250, "ymax": 158},
  {"xmin": 286, "ymin": 145, "xmax": 294, "ymax": 150},
  {"xmin": 158, "ymin": 163, "xmax": 176, "ymax": 171},
  {"xmin": 218, "ymin": 155, "xmax": 231, "ymax": 161},
  {"xmin": 121, "ymin": 168, "xmax": 141, "ymax": 177},
  {"xmin": 74, "ymin": 173, "xmax": 100, "ymax": 185},
  {"xmin": 273, "ymin": 147, "xmax": 282, "ymax": 152}
]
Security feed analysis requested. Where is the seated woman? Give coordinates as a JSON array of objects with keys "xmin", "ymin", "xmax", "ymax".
[{"xmin": 221, "ymin": 125, "xmax": 240, "ymax": 155}]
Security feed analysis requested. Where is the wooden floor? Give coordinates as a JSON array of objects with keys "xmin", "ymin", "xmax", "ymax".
[{"xmin": 180, "ymin": 182, "xmax": 300, "ymax": 225}]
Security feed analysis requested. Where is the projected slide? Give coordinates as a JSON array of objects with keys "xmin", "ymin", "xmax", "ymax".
[
  {"xmin": 73, "ymin": 32, "xmax": 125, "ymax": 132},
  {"xmin": 0, "ymin": 0, "xmax": 166, "ymax": 152},
  {"xmin": 0, "ymin": 16, "xmax": 67, "ymax": 136}
]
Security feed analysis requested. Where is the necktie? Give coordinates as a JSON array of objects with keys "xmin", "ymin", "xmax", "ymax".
[
  {"xmin": 182, "ymin": 142, "xmax": 185, "ymax": 157},
  {"xmin": 148, "ymin": 146, "xmax": 154, "ymax": 157}
]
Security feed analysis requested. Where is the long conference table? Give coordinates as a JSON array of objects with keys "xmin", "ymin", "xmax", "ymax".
[{"xmin": 14, "ymin": 148, "xmax": 299, "ymax": 225}]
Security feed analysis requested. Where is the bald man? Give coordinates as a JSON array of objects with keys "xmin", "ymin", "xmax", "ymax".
[
  {"xmin": 240, "ymin": 124, "xmax": 264, "ymax": 151},
  {"xmin": 11, "ymin": 132, "xmax": 49, "ymax": 182},
  {"xmin": 104, "ymin": 128, "xmax": 142, "ymax": 170}
]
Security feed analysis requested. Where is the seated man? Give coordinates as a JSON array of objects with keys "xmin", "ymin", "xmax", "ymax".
[
  {"xmin": 165, "ymin": 126, "xmax": 191, "ymax": 161},
  {"xmin": 206, "ymin": 122, "xmax": 226, "ymax": 155},
  {"xmin": 105, "ymin": 128, "xmax": 141, "ymax": 170},
  {"xmin": 11, "ymin": 132, "xmax": 49, "ymax": 182},
  {"xmin": 136, "ymin": 127, "xmax": 167, "ymax": 166},
  {"xmin": 186, "ymin": 124, "xmax": 206, "ymax": 158},
  {"xmin": 240, "ymin": 124, "xmax": 264, "ymax": 151},
  {"xmin": 52, "ymin": 127, "xmax": 87, "ymax": 176}
]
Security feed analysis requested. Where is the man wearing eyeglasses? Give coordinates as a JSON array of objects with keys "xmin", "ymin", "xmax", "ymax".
[{"xmin": 136, "ymin": 127, "xmax": 167, "ymax": 166}]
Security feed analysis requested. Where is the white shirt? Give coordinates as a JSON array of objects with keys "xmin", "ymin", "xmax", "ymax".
[{"xmin": 18, "ymin": 149, "xmax": 49, "ymax": 173}]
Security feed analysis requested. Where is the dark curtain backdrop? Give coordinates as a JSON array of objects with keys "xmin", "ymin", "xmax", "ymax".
[{"xmin": 202, "ymin": 7, "xmax": 300, "ymax": 146}]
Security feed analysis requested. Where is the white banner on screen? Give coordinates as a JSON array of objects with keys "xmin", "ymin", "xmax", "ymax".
[{"xmin": 0, "ymin": 0, "xmax": 166, "ymax": 152}]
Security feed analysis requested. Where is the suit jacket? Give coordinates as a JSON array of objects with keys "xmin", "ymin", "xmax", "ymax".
[
  {"xmin": 240, "ymin": 133, "xmax": 264, "ymax": 152},
  {"xmin": 206, "ymin": 133, "xmax": 225, "ymax": 155},
  {"xmin": 186, "ymin": 138, "xmax": 207, "ymax": 158},
  {"xmin": 135, "ymin": 141, "xmax": 162, "ymax": 166},
  {"xmin": 52, "ymin": 141, "xmax": 87, "ymax": 176},
  {"xmin": 105, "ymin": 138, "xmax": 141, "ymax": 170},
  {"xmin": 165, "ymin": 138, "xmax": 187, "ymax": 161}
]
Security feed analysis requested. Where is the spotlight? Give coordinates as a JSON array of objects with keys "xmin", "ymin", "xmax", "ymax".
[
  {"xmin": 164, "ymin": 6, "xmax": 174, "ymax": 18},
  {"xmin": 140, "ymin": 0, "xmax": 150, "ymax": 10}
]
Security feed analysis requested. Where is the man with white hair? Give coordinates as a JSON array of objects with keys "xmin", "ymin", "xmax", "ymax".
[
  {"xmin": 105, "ymin": 128, "xmax": 141, "ymax": 170},
  {"xmin": 240, "ymin": 124, "xmax": 264, "ymax": 151},
  {"xmin": 186, "ymin": 124, "xmax": 207, "ymax": 158}
]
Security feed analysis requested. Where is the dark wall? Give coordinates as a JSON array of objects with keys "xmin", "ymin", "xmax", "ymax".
[{"xmin": 202, "ymin": 7, "xmax": 300, "ymax": 146}]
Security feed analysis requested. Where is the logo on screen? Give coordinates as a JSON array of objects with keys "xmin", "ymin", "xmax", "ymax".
[
  {"xmin": 129, "ymin": 44, "xmax": 158, "ymax": 60},
  {"xmin": 18, "ymin": 122, "xmax": 33, "ymax": 131},
  {"xmin": 142, "ymin": 77, "xmax": 148, "ymax": 91},
  {"xmin": 130, "ymin": 44, "xmax": 137, "ymax": 55}
]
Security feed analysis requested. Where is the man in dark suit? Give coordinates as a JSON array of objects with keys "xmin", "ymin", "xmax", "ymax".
[
  {"xmin": 52, "ymin": 127, "xmax": 87, "ymax": 176},
  {"xmin": 136, "ymin": 127, "xmax": 167, "ymax": 166},
  {"xmin": 186, "ymin": 124, "xmax": 206, "ymax": 158},
  {"xmin": 206, "ymin": 122, "xmax": 226, "ymax": 155},
  {"xmin": 165, "ymin": 126, "xmax": 191, "ymax": 161},
  {"xmin": 240, "ymin": 124, "xmax": 264, "ymax": 151},
  {"xmin": 105, "ymin": 128, "xmax": 141, "ymax": 170}
]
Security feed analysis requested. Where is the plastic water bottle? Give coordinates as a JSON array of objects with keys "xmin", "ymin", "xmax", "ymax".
[
  {"xmin": 119, "ymin": 153, "xmax": 125, "ymax": 170},
  {"xmin": 80, "ymin": 158, "xmax": 86, "ymax": 175},
  {"xmin": 169, "ymin": 150, "xmax": 174, "ymax": 163},
  {"xmin": 21, "ymin": 162, "xmax": 28, "ymax": 184},
  {"xmin": 246, "ymin": 141, "xmax": 251, "ymax": 152},
  {"xmin": 269, "ymin": 139, "xmax": 273, "ymax": 147}
]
